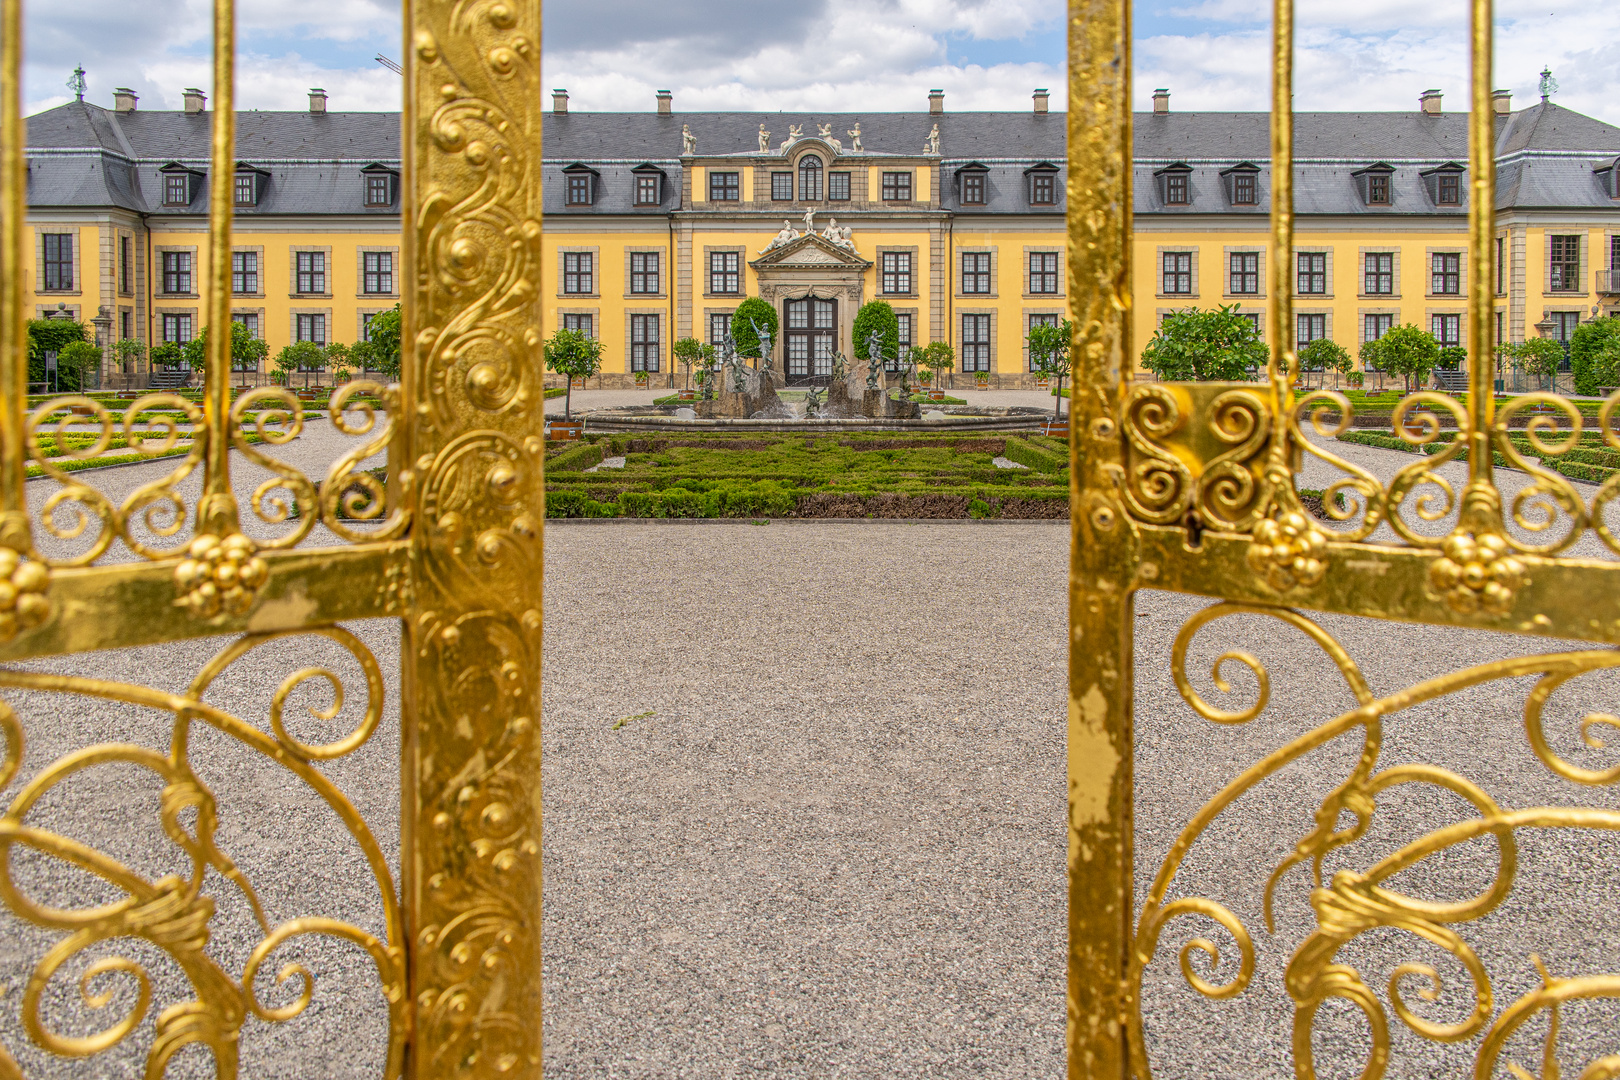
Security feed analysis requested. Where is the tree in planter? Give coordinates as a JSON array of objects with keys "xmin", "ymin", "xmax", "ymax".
[
  {"xmin": 1027, "ymin": 319, "xmax": 1073, "ymax": 419},
  {"xmin": 1140, "ymin": 305, "xmax": 1267, "ymax": 381},
  {"xmin": 112, "ymin": 337, "xmax": 146, "ymax": 376},
  {"xmin": 543, "ymin": 327, "xmax": 604, "ymax": 419},
  {"xmin": 1360, "ymin": 324, "xmax": 1440, "ymax": 394},
  {"xmin": 56, "ymin": 341, "xmax": 103, "ymax": 391},
  {"xmin": 1297, "ymin": 338, "xmax": 1353, "ymax": 381},
  {"xmin": 272, "ymin": 340, "xmax": 325, "ymax": 389},
  {"xmin": 729, "ymin": 297, "xmax": 778, "ymax": 365},
  {"xmin": 1570, "ymin": 316, "xmax": 1620, "ymax": 395},
  {"xmin": 325, "ymin": 342, "xmax": 357, "ymax": 386},
  {"xmin": 852, "ymin": 300, "xmax": 900, "ymax": 382},
  {"xmin": 913, "ymin": 341, "xmax": 955, "ymax": 395},
  {"xmin": 673, "ymin": 337, "xmax": 712, "ymax": 391},
  {"xmin": 149, "ymin": 340, "xmax": 184, "ymax": 376},
  {"xmin": 1507, "ymin": 336, "xmax": 1565, "ymax": 390},
  {"xmin": 181, "ymin": 322, "xmax": 270, "ymax": 383}
]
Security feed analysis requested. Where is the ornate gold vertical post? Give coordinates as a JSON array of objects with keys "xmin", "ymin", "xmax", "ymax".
[
  {"xmin": 0, "ymin": 0, "xmax": 28, "ymax": 557},
  {"xmin": 1266, "ymin": 0, "xmax": 1294, "ymax": 406},
  {"xmin": 199, "ymin": 0, "xmax": 240, "ymax": 535},
  {"xmin": 1066, "ymin": 0, "xmax": 1136, "ymax": 1074},
  {"xmin": 401, "ymin": 0, "xmax": 546, "ymax": 1075},
  {"xmin": 1465, "ymin": 0, "xmax": 1497, "ymax": 512}
]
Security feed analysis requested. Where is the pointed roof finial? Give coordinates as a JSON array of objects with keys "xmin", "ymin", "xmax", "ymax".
[
  {"xmin": 67, "ymin": 65, "xmax": 87, "ymax": 102},
  {"xmin": 1538, "ymin": 66, "xmax": 1558, "ymax": 103}
]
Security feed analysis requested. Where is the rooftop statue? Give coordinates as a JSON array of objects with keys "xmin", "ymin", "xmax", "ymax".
[
  {"xmin": 847, "ymin": 123, "xmax": 862, "ymax": 152},
  {"xmin": 817, "ymin": 123, "xmax": 843, "ymax": 154},
  {"xmin": 761, "ymin": 219, "xmax": 797, "ymax": 253},
  {"xmin": 802, "ymin": 207, "xmax": 816, "ymax": 235},
  {"xmin": 778, "ymin": 124, "xmax": 803, "ymax": 152},
  {"xmin": 758, "ymin": 124, "xmax": 770, "ymax": 153},
  {"xmin": 925, "ymin": 123, "xmax": 940, "ymax": 155},
  {"xmin": 682, "ymin": 124, "xmax": 696, "ymax": 155}
]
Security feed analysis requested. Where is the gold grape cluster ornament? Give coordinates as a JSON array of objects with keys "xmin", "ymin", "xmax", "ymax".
[
  {"xmin": 1430, "ymin": 530, "xmax": 1526, "ymax": 615},
  {"xmin": 1247, "ymin": 510, "xmax": 1328, "ymax": 591},
  {"xmin": 0, "ymin": 547, "xmax": 49, "ymax": 641},
  {"xmin": 175, "ymin": 532, "xmax": 269, "ymax": 618}
]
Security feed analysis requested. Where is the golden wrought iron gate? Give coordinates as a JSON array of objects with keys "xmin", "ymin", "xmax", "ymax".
[
  {"xmin": 1066, "ymin": 0, "xmax": 1620, "ymax": 1075},
  {"xmin": 0, "ymin": 0, "xmax": 543, "ymax": 1075}
]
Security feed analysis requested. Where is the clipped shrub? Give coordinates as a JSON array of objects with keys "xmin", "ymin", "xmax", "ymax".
[
  {"xmin": 547, "ymin": 442, "xmax": 605, "ymax": 472},
  {"xmin": 1001, "ymin": 436, "xmax": 1067, "ymax": 473}
]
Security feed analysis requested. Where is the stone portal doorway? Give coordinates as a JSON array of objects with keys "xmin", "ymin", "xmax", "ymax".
[{"xmin": 784, "ymin": 297, "xmax": 837, "ymax": 384}]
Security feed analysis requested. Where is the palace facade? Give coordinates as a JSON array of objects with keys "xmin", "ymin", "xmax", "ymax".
[{"xmin": 23, "ymin": 85, "xmax": 1620, "ymax": 388}]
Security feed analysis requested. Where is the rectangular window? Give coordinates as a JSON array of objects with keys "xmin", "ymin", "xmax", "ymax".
[
  {"xmin": 1438, "ymin": 172, "xmax": 1460, "ymax": 205},
  {"xmin": 295, "ymin": 251, "xmax": 326, "ymax": 294},
  {"xmin": 771, "ymin": 172, "xmax": 793, "ymax": 200},
  {"xmin": 162, "ymin": 251, "xmax": 192, "ymax": 295},
  {"xmin": 1229, "ymin": 252, "xmax": 1259, "ymax": 294},
  {"xmin": 881, "ymin": 252, "xmax": 912, "ymax": 295},
  {"xmin": 1432, "ymin": 252, "xmax": 1461, "ymax": 295},
  {"xmin": 1233, "ymin": 173, "xmax": 1256, "ymax": 205},
  {"xmin": 120, "ymin": 310, "xmax": 131, "ymax": 339},
  {"xmin": 630, "ymin": 251, "xmax": 660, "ymax": 295},
  {"xmin": 1165, "ymin": 173, "xmax": 1188, "ymax": 205},
  {"xmin": 563, "ymin": 252, "xmax": 593, "ymax": 294},
  {"xmin": 1028, "ymin": 252, "xmax": 1059, "ymax": 295},
  {"xmin": 1162, "ymin": 251, "xmax": 1192, "ymax": 295},
  {"xmin": 1297, "ymin": 252, "xmax": 1326, "ymax": 294},
  {"xmin": 1496, "ymin": 310, "xmax": 1505, "ymax": 345},
  {"xmin": 709, "ymin": 251, "xmax": 740, "ymax": 294},
  {"xmin": 42, "ymin": 233, "xmax": 73, "ymax": 291},
  {"xmin": 1550, "ymin": 235, "xmax": 1581, "ymax": 291},
  {"xmin": 635, "ymin": 174, "xmax": 660, "ymax": 205},
  {"xmin": 1365, "ymin": 252, "xmax": 1394, "ymax": 294},
  {"xmin": 1027, "ymin": 313, "xmax": 1059, "ymax": 371},
  {"xmin": 1030, "ymin": 172, "xmax": 1055, "ymax": 206},
  {"xmin": 296, "ymin": 313, "xmax": 326, "ymax": 346},
  {"xmin": 566, "ymin": 174, "xmax": 592, "ymax": 206},
  {"xmin": 630, "ymin": 314, "xmax": 660, "ymax": 372},
  {"xmin": 164, "ymin": 174, "xmax": 189, "ymax": 206},
  {"xmin": 1297, "ymin": 313, "xmax": 1326, "ymax": 344},
  {"xmin": 119, "ymin": 236, "xmax": 131, "ymax": 293},
  {"xmin": 709, "ymin": 171, "xmax": 740, "ymax": 201},
  {"xmin": 1497, "ymin": 237, "xmax": 1506, "ymax": 294},
  {"xmin": 893, "ymin": 313, "xmax": 912, "ymax": 371},
  {"xmin": 234, "ymin": 174, "xmax": 255, "ymax": 206},
  {"xmin": 161, "ymin": 313, "xmax": 193, "ymax": 344},
  {"xmin": 365, "ymin": 174, "xmax": 391, "ymax": 207},
  {"xmin": 231, "ymin": 312, "xmax": 260, "ymax": 340},
  {"xmin": 961, "ymin": 314, "xmax": 991, "ymax": 372},
  {"xmin": 1364, "ymin": 314, "xmax": 1394, "ymax": 361},
  {"xmin": 1612, "ymin": 235, "xmax": 1620, "ymax": 274},
  {"xmin": 828, "ymin": 172, "xmax": 850, "ymax": 201},
  {"xmin": 231, "ymin": 251, "xmax": 258, "ymax": 295},
  {"xmin": 882, "ymin": 172, "xmax": 912, "ymax": 201},
  {"xmin": 961, "ymin": 252, "xmax": 992, "ymax": 294},
  {"xmin": 363, "ymin": 251, "xmax": 394, "ymax": 294},
  {"xmin": 562, "ymin": 313, "xmax": 593, "ymax": 338},
  {"xmin": 709, "ymin": 313, "xmax": 731, "ymax": 344},
  {"xmin": 961, "ymin": 172, "xmax": 985, "ymax": 205},
  {"xmin": 1431, "ymin": 313, "xmax": 1461, "ymax": 346},
  {"xmin": 1367, "ymin": 174, "xmax": 1390, "ymax": 205}
]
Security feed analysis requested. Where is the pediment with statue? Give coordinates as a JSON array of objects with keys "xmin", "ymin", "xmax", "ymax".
[{"xmin": 750, "ymin": 213, "xmax": 871, "ymax": 271}]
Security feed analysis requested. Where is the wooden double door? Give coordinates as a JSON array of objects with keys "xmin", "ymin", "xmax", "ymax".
[{"xmin": 784, "ymin": 297, "xmax": 837, "ymax": 384}]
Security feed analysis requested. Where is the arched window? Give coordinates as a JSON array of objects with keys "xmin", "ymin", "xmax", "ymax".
[{"xmin": 798, "ymin": 155, "xmax": 822, "ymax": 201}]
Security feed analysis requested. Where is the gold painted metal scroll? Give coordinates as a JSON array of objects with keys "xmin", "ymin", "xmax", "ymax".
[
  {"xmin": 0, "ymin": 0, "xmax": 544, "ymax": 1075},
  {"xmin": 1067, "ymin": 0, "xmax": 1620, "ymax": 1073}
]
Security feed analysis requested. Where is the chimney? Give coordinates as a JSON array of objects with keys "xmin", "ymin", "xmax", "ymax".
[
  {"xmin": 113, "ymin": 88, "xmax": 138, "ymax": 113},
  {"xmin": 1420, "ymin": 89, "xmax": 1442, "ymax": 115},
  {"xmin": 553, "ymin": 88, "xmax": 568, "ymax": 114},
  {"xmin": 1153, "ymin": 88, "xmax": 1170, "ymax": 114},
  {"xmin": 1032, "ymin": 88, "xmax": 1049, "ymax": 114},
  {"xmin": 1492, "ymin": 89, "xmax": 1512, "ymax": 115},
  {"xmin": 656, "ymin": 90, "xmax": 672, "ymax": 115},
  {"xmin": 308, "ymin": 88, "xmax": 327, "ymax": 114},
  {"xmin": 929, "ymin": 89, "xmax": 944, "ymax": 114},
  {"xmin": 183, "ymin": 88, "xmax": 206, "ymax": 114}
]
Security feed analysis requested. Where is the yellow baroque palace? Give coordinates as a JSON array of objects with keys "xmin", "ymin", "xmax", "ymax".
[{"xmin": 23, "ymin": 84, "xmax": 1620, "ymax": 389}]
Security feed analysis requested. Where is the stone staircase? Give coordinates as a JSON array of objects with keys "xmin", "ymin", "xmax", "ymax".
[{"xmin": 147, "ymin": 367, "xmax": 191, "ymax": 389}]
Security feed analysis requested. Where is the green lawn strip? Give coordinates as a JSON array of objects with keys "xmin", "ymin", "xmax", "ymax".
[
  {"xmin": 1336, "ymin": 429, "xmax": 1617, "ymax": 483},
  {"xmin": 544, "ymin": 387, "xmax": 566, "ymax": 399}
]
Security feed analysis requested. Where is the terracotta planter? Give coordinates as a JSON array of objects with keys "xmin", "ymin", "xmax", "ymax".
[
  {"xmin": 678, "ymin": 388, "xmax": 696, "ymax": 400},
  {"xmin": 632, "ymin": 374, "xmax": 648, "ymax": 389},
  {"xmin": 1034, "ymin": 376, "xmax": 1051, "ymax": 390},
  {"xmin": 1043, "ymin": 421, "xmax": 1070, "ymax": 439},
  {"xmin": 928, "ymin": 388, "xmax": 945, "ymax": 401},
  {"xmin": 547, "ymin": 420, "xmax": 584, "ymax": 441},
  {"xmin": 975, "ymin": 377, "xmax": 990, "ymax": 391},
  {"xmin": 70, "ymin": 405, "xmax": 96, "ymax": 416}
]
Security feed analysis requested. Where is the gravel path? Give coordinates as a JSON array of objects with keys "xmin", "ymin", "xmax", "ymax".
[{"xmin": 2, "ymin": 427, "xmax": 1617, "ymax": 1078}]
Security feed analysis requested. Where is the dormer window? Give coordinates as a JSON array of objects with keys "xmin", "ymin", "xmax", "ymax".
[
  {"xmin": 798, "ymin": 155, "xmax": 822, "ymax": 201},
  {"xmin": 1219, "ymin": 162, "xmax": 1260, "ymax": 206},
  {"xmin": 1026, "ymin": 163, "xmax": 1059, "ymax": 206},
  {"xmin": 235, "ymin": 174, "xmax": 255, "ymax": 206},
  {"xmin": 360, "ymin": 164, "xmax": 399, "ymax": 208},
  {"xmin": 1438, "ymin": 173, "xmax": 1459, "ymax": 204},
  {"xmin": 1353, "ymin": 164, "xmax": 1395, "ymax": 207},
  {"xmin": 563, "ymin": 163, "xmax": 599, "ymax": 206},
  {"xmin": 958, "ymin": 164, "xmax": 988, "ymax": 205},
  {"xmin": 1233, "ymin": 173, "xmax": 1255, "ymax": 205},
  {"xmin": 632, "ymin": 163, "xmax": 667, "ymax": 207},
  {"xmin": 1155, "ymin": 163, "xmax": 1192, "ymax": 206},
  {"xmin": 1368, "ymin": 174, "xmax": 1389, "ymax": 204},
  {"xmin": 166, "ymin": 175, "xmax": 188, "ymax": 206}
]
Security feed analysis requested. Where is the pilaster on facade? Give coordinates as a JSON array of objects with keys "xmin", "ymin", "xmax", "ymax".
[{"xmin": 1510, "ymin": 224, "xmax": 1528, "ymax": 343}]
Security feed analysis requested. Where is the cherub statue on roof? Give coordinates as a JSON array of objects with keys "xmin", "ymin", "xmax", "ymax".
[
  {"xmin": 802, "ymin": 207, "xmax": 816, "ymax": 234},
  {"xmin": 779, "ymin": 124, "xmax": 802, "ymax": 152},
  {"xmin": 682, "ymin": 124, "xmax": 696, "ymax": 155},
  {"xmin": 816, "ymin": 123, "xmax": 843, "ymax": 154},
  {"xmin": 758, "ymin": 124, "xmax": 771, "ymax": 153},
  {"xmin": 925, "ymin": 123, "xmax": 940, "ymax": 155},
  {"xmin": 847, "ymin": 123, "xmax": 863, "ymax": 152}
]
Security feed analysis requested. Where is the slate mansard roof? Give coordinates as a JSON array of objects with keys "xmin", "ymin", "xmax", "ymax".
[{"xmin": 24, "ymin": 99, "xmax": 1620, "ymax": 218}]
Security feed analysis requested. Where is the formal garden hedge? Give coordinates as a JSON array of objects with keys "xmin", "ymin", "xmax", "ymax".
[{"xmin": 1337, "ymin": 429, "xmax": 1618, "ymax": 484}]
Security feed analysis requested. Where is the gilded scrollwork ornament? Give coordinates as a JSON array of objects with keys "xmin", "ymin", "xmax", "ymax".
[{"xmin": 0, "ymin": 546, "xmax": 48, "ymax": 641}]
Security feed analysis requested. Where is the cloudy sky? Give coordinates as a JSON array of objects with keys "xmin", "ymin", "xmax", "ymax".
[{"xmin": 22, "ymin": 0, "xmax": 1620, "ymax": 125}]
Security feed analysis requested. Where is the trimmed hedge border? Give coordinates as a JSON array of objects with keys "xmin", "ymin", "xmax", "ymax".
[
  {"xmin": 1337, "ymin": 429, "xmax": 1616, "ymax": 483},
  {"xmin": 1001, "ymin": 436, "xmax": 1067, "ymax": 473},
  {"xmin": 546, "ymin": 442, "xmax": 605, "ymax": 472}
]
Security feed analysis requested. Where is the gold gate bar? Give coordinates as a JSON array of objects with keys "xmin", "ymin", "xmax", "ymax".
[
  {"xmin": 1066, "ymin": 0, "xmax": 1136, "ymax": 1073},
  {"xmin": 199, "ymin": 0, "xmax": 240, "ymax": 536},
  {"xmin": 1465, "ymin": 0, "xmax": 1496, "ymax": 504},
  {"xmin": 0, "ymin": 0, "xmax": 27, "ymax": 555}
]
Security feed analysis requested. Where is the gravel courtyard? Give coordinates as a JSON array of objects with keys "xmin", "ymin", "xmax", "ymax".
[{"xmin": 1, "ymin": 422, "xmax": 1617, "ymax": 1078}]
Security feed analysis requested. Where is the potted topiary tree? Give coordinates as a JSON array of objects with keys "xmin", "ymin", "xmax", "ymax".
[
  {"xmin": 673, "ymin": 336, "xmax": 710, "ymax": 399},
  {"xmin": 56, "ymin": 341, "xmax": 102, "ymax": 402},
  {"xmin": 1027, "ymin": 318, "xmax": 1073, "ymax": 432},
  {"xmin": 544, "ymin": 327, "xmax": 604, "ymax": 436},
  {"xmin": 272, "ymin": 340, "xmax": 324, "ymax": 393},
  {"xmin": 914, "ymin": 341, "xmax": 954, "ymax": 401}
]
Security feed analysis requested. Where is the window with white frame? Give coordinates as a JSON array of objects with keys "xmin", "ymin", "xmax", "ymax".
[
  {"xmin": 162, "ymin": 251, "xmax": 192, "ymax": 295},
  {"xmin": 881, "ymin": 252, "xmax": 911, "ymax": 295},
  {"xmin": 709, "ymin": 313, "xmax": 731, "ymax": 344},
  {"xmin": 1028, "ymin": 252, "xmax": 1059, "ymax": 294},
  {"xmin": 1297, "ymin": 313, "xmax": 1326, "ymax": 345},
  {"xmin": 363, "ymin": 252, "xmax": 393, "ymax": 294},
  {"xmin": 1297, "ymin": 252, "xmax": 1326, "ymax": 294},
  {"xmin": 630, "ymin": 251, "xmax": 659, "ymax": 295},
  {"xmin": 1028, "ymin": 312, "xmax": 1059, "ymax": 371},
  {"xmin": 563, "ymin": 313, "xmax": 593, "ymax": 337},
  {"xmin": 631, "ymin": 314, "xmax": 660, "ymax": 372},
  {"xmin": 709, "ymin": 251, "xmax": 740, "ymax": 294},
  {"xmin": 961, "ymin": 252, "xmax": 991, "ymax": 294},
  {"xmin": 961, "ymin": 314, "xmax": 991, "ymax": 372},
  {"xmin": 295, "ymin": 251, "xmax": 325, "ymax": 294},
  {"xmin": 161, "ymin": 313, "xmax": 193, "ymax": 345},
  {"xmin": 1229, "ymin": 252, "xmax": 1259, "ymax": 294},
  {"xmin": 1162, "ymin": 251, "xmax": 1192, "ymax": 295},
  {"xmin": 891, "ymin": 313, "xmax": 912, "ymax": 372},
  {"xmin": 1431, "ymin": 313, "xmax": 1461, "ymax": 347},
  {"xmin": 563, "ymin": 252, "xmax": 593, "ymax": 294},
  {"xmin": 231, "ymin": 251, "xmax": 258, "ymax": 295},
  {"xmin": 296, "ymin": 313, "xmax": 326, "ymax": 345},
  {"xmin": 1431, "ymin": 252, "xmax": 1461, "ymax": 295},
  {"xmin": 42, "ymin": 234, "xmax": 73, "ymax": 291}
]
